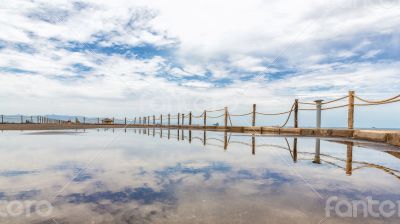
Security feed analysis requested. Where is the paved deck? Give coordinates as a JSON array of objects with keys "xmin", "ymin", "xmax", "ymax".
[{"xmin": 1, "ymin": 123, "xmax": 399, "ymax": 147}]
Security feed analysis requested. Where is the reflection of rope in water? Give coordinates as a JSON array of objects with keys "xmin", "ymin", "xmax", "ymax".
[{"xmin": 132, "ymin": 129, "xmax": 400, "ymax": 179}]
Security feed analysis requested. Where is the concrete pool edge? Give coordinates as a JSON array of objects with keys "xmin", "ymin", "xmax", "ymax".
[{"xmin": 1, "ymin": 124, "xmax": 400, "ymax": 147}]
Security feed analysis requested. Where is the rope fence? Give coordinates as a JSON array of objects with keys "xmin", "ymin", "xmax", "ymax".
[{"xmin": 2, "ymin": 91, "xmax": 398, "ymax": 129}]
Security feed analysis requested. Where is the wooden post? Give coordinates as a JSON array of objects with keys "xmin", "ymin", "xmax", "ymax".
[
  {"xmin": 139, "ymin": 117, "xmax": 142, "ymax": 125},
  {"xmin": 177, "ymin": 113, "xmax": 180, "ymax": 126},
  {"xmin": 1, "ymin": 115, "xmax": 3, "ymax": 124},
  {"xmin": 113, "ymin": 117, "xmax": 115, "ymax": 124},
  {"xmin": 224, "ymin": 107, "xmax": 228, "ymax": 129},
  {"xmin": 21, "ymin": 115, "xmax": 23, "ymax": 124},
  {"xmin": 314, "ymin": 100, "xmax": 323, "ymax": 128},
  {"xmin": 124, "ymin": 117, "xmax": 127, "ymax": 125},
  {"xmin": 348, "ymin": 90, "xmax": 355, "ymax": 129},
  {"xmin": 168, "ymin": 114, "xmax": 170, "ymax": 126},
  {"xmin": 294, "ymin": 99, "xmax": 299, "ymax": 128},
  {"xmin": 98, "ymin": 117, "xmax": 100, "ymax": 124},
  {"xmin": 30, "ymin": 116, "xmax": 33, "ymax": 123},
  {"xmin": 252, "ymin": 104, "xmax": 256, "ymax": 126},
  {"xmin": 203, "ymin": 110, "xmax": 207, "ymax": 127},
  {"xmin": 182, "ymin": 114, "xmax": 185, "ymax": 126},
  {"xmin": 189, "ymin": 112, "xmax": 192, "ymax": 126},
  {"xmin": 153, "ymin": 115, "xmax": 155, "ymax": 125},
  {"xmin": 83, "ymin": 116, "xmax": 86, "ymax": 124},
  {"xmin": 147, "ymin": 116, "xmax": 150, "ymax": 125},
  {"xmin": 160, "ymin": 115, "xmax": 162, "ymax": 126},
  {"xmin": 134, "ymin": 117, "xmax": 136, "ymax": 124}
]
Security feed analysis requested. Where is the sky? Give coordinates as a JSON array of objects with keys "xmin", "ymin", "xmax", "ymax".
[{"xmin": 0, "ymin": 0, "xmax": 399, "ymax": 128}]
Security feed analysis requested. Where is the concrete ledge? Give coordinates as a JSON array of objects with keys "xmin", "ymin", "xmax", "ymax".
[{"xmin": 1, "ymin": 124, "xmax": 399, "ymax": 147}]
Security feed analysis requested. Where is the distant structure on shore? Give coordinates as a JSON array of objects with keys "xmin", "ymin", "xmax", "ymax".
[{"xmin": 102, "ymin": 118, "xmax": 114, "ymax": 124}]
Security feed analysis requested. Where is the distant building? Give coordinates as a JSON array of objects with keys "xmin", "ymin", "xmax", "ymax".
[{"xmin": 102, "ymin": 118, "xmax": 113, "ymax": 124}]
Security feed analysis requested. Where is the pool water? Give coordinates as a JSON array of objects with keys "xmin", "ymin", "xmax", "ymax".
[{"xmin": 0, "ymin": 128, "xmax": 400, "ymax": 223}]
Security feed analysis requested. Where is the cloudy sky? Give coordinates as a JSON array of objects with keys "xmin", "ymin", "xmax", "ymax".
[{"xmin": 0, "ymin": 0, "xmax": 399, "ymax": 127}]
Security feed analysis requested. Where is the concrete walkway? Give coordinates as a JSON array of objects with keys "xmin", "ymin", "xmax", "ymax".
[{"xmin": 1, "ymin": 123, "xmax": 399, "ymax": 147}]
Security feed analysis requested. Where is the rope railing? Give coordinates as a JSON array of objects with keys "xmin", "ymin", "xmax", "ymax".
[
  {"xmin": 354, "ymin": 94, "xmax": 400, "ymax": 104},
  {"xmin": 229, "ymin": 112, "xmax": 252, "ymax": 117},
  {"xmin": 3, "ymin": 91, "xmax": 398, "ymax": 129}
]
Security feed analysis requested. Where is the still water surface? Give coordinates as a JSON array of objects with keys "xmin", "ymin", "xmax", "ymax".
[{"xmin": 0, "ymin": 128, "xmax": 400, "ymax": 223}]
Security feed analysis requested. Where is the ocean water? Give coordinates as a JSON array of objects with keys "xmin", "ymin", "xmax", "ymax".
[{"xmin": 0, "ymin": 128, "xmax": 399, "ymax": 223}]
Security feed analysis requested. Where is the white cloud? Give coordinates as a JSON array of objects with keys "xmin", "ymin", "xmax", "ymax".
[{"xmin": 0, "ymin": 0, "xmax": 399, "ymax": 127}]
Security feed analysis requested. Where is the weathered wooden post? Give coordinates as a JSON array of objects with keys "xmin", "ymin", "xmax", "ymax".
[
  {"xmin": 124, "ymin": 117, "xmax": 127, "ymax": 125},
  {"xmin": 348, "ymin": 90, "xmax": 355, "ymax": 129},
  {"xmin": 168, "ymin": 114, "xmax": 170, "ymax": 126},
  {"xmin": 224, "ymin": 107, "xmax": 228, "ymax": 129},
  {"xmin": 147, "ymin": 116, "xmax": 150, "ymax": 125},
  {"xmin": 153, "ymin": 115, "xmax": 155, "ymax": 125},
  {"xmin": 83, "ymin": 116, "xmax": 86, "ymax": 124},
  {"xmin": 160, "ymin": 115, "xmax": 163, "ymax": 126},
  {"xmin": 113, "ymin": 117, "xmax": 115, "ymax": 124},
  {"xmin": 294, "ymin": 99, "xmax": 299, "ymax": 128},
  {"xmin": 139, "ymin": 117, "xmax": 142, "ymax": 125},
  {"xmin": 177, "ymin": 113, "xmax": 180, "ymax": 126},
  {"xmin": 346, "ymin": 142, "xmax": 353, "ymax": 175},
  {"xmin": 314, "ymin": 100, "xmax": 323, "ymax": 128},
  {"xmin": 252, "ymin": 104, "xmax": 256, "ymax": 126},
  {"xmin": 134, "ymin": 117, "xmax": 136, "ymax": 124},
  {"xmin": 203, "ymin": 110, "xmax": 207, "ymax": 127},
  {"xmin": 98, "ymin": 117, "xmax": 100, "ymax": 124},
  {"xmin": 21, "ymin": 115, "xmax": 23, "ymax": 124},
  {"xmin": 30, "ymin": 116, "xmax": 33, "ymax": 123},
  {"xmin": 189, "ymin": 112, "xmax": 192, "ymax": 126},
  {"xmin": 1, "ymin": 115, "xmax": 3, "ymax": 123},
  {"xmin": 182, "ymin": 114, "xmax": 185, "ymax": 126}
]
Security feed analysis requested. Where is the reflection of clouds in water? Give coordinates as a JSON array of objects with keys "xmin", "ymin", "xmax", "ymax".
[{"xmin": 0, "ymin": 129, "xmax": 400, "ymax": 223}]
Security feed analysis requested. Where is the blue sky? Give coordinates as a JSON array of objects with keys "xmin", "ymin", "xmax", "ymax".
[{"xmin": 0, "ymin": 0, "xmax": 399, "ymax": 127}]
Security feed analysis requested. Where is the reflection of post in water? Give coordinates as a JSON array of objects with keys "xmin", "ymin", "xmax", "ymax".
[
  {"xmin": 189, "ymin": 130, "xmax": 192, "ymax": 143},
  {"xmin": 181, "ymin": 129, "xmax": 184, "ymax": 140},
  {"xmin": 224, "ymin": 131, "xmax": 228, "ymax": 150},
  {"xmin": 313, "ymin": 138, "xmax": 321, "ymax": 164},
  {"xmin": 203, "ymin": 130, "xmax": 207, "ymax": 146},
  {"xmin": 252, "ymin": 135, "xmax": 255, "ymax": 155},
  {"xmin": 177, "ymin": 128, "xmax": 180, "ymax": 141},
  {"xmin": 147, "ymin": 128, "xmax": 150, "ymax": 136},
  {"xmin": 124, "ymin": 128, "xmax": 126, "ymax": 133},
  {"xmin": 346, "ymin": 142, "xmax": 353, "ymax": 176},
  {"xmin": 153, "ymin": 128, "xmax": 155, "ymax": 137},
  {"xmin": 293, "ymin": 138, "xmax": 298, "ymax": 162},
  {"xmin": 160, "ymin": 128, "xmax": 162, "ymax": 138}
]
